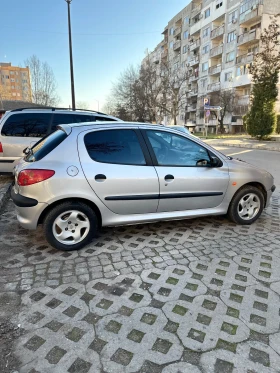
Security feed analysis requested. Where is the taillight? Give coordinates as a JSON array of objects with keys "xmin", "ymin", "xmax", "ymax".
[
  {"xmin": 0, "ymin": 142, "xmax": 3, "ymax": 153},
  {"xmin": 18, "ymin": 169, "xmax": 55, "ymax": 186}
]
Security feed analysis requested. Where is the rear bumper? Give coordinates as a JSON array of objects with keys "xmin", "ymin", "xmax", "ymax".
[
  {"xmin": 11, "ymin": 187, "xmax": 38, "ymax": 207},
  {"xmin": 11, "ymin": 187, "xmax": 48, "ymax": 229}
]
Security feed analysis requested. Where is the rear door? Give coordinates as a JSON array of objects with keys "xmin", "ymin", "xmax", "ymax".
[
  {"xmin": 78, "ymin": 127, "xmax": 159, "ymax": 215},
  {"xmin": 142, "ymin": 129, "xmax": 229, "ymax": 212}
]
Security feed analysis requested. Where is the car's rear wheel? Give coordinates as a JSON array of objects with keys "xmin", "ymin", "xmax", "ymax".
[
  {"xmin": 228, "ymin": 185, "xmax": 264, "ymax": 225},
  {"xmin": 43, "ymin": 201, "xmax": 98, "ymax": 251}
]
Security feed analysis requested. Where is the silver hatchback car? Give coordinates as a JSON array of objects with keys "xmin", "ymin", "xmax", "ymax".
[{"xmin": 12, "ymin": 122, "xmax": 275, "ymax": 251}]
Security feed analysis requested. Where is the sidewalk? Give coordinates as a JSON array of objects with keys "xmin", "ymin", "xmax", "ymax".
[{"xmin": 203, "ymin": 137, "xmax": 280, "ymax": 152}]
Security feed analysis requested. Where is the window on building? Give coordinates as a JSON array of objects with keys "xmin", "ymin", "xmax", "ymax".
[
  {"xmin": 202, "ymin": 44, "xmax": 210, "ymax": 54},
  {"xmin": 227, "ymin": 31, "xmax": 237, "ymax": 43},
  {"xmin": 183, "ymin": 30, "xmax": 189, "ymax": 39},
  {"xmin": 225, "ymin": 72, "xmax": 233, "ymax": 81},
  {"xmin": 202, "ymin": 27, "xmax": 210, "ymax": 38},
  {"xmin": 228, "ymin": 9, "xmax": 238, "ymax": 23},
  {"xmin": 184, "ymin": 16, "xmax": 189, "ymax": 25},
  {"xmin": 5, "ymin": 75, "xmax": 9, "ymax": 79},
  {"xmin": 11, "ymin": 78, "xmax": 15, "ymax": 82},
  {"xmin": 15, "ymin": 71, "xmax": 19, "ymax": 75},
  {"xmin": 183, "ymin": 45, "xmax": 188, "ymax": 54},
  {"xmin": 205, "ymin": 8, "xmax": 210, "ymax": 18},
  {"xmin": 216, "ymin": 0, "xmax": 223, "ymax": 9},
  {"xmin": 201, "ymin": 78, "xmax": 207, "ymax": 88},
  {"xmin": 11, "ymin": 85, "xmax": 15, "ymax": 89},
  {"xmin": 202, "ymin": 62, "xmax": 209, "ymax": 71},
  {"xmin": 10, "ymin": 71, "xmax": 14, "ymax": 75},
  {"xmin": 169, "ymin": 27, "xmax": 174, "ymax": 35},
  {"xmin": 226, "ymin": 51, "xmax": 235, "ymax": 63},
  {"xmin": 169, "ymin": 41, "xmax": 174, "ymax": 49},
  {"xmin": 236, "ymin": 67, "xmax": 242, "ymax": 76},
  {"xmin": 17, "ymin": 93, "xmax": 20, "ymax": 96}
]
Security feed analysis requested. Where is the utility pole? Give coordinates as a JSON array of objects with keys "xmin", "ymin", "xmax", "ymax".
[{"xmin": 65, "ymin": 0, "xmax": 76, "ymax": 110}]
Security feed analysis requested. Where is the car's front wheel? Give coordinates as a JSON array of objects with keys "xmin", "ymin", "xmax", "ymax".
[
  {"xmin": 228, "ymin": 185, "xmax": 264, "ymax": 225},
  {"xmin": 43, "ymin": 201, "xmax": 98, "ymax": 251}
]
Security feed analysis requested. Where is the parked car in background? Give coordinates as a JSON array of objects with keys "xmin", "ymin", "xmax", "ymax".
[
  {"xmin": 12, "ymin": 122, "xmax": 275, "ymax": 251},
  {"xmin": 0, "ymin": 108, "xmax": 121, "ymax": 173}
]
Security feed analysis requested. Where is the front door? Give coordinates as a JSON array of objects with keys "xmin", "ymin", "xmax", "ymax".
[
  {"xmin": 78, "ymin": 127, "xmax": 159, "ymax": 215},
  {"xmin": 143, "ymin": 129, "xmax": 229, "ymax": 212}
]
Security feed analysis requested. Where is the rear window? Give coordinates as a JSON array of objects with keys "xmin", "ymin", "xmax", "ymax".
[
  {"xmin": 1, "ymin": 113, "xmax": 51, "ymax": 137},
  {"xmin": 51, "ymin": 113, "xmax": 94, "ymax": 132},
  {"xmin": 25, "ymin": 130, "xmax": 67, "ymax": 162}
]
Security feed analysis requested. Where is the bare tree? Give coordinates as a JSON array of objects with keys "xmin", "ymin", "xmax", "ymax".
[
  {"xmin": 76, "ymin": 101, "xmax": 89, "ymax": 110},
  {"xmin": 158, "ymin": 61, "xmax": 190, "ymax": 125},
  {"xmin": 25, "ymin": 55, "xmax": 60, "ymax": 106},
  {"xmin": 210, "ymin": 89, "xmax": 237, "ymax": 133}
]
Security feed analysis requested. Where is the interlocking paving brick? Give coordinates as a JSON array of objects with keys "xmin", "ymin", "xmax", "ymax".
[
  {"xmin": 221, "ymin": 284, "xmax": 280, "ymax": 334},
  {"xmin": 141, "ymin": 266, "xmax": 207, "ymax": 302},
  {"xmin": 24, "ymin": 335, "xmax": 46, "ymax": 351},
  {"xmin": 163, "ymin": 296, "xmax": 249, "ymax": 351},
  {"xmin": 233, "ymin": 253, "xmax": 280, "ymax": 283},
  {"xmin": 189, "ymin": 258, "xmax": 257, "ymax": 292},
  {"xmin": 201, "ymin": 341, "xmax": 280, "ymax": 372},
  {"xmin": 68, "ymin": 357, "xmax": 92, "ymax": 373},
  {"xmin": 96, "ymin": 307, "xmax": 183, "ymax": 373},
  {"xmin": 45, "ymin": 346, "xmax": 67, "ymax": 364}
]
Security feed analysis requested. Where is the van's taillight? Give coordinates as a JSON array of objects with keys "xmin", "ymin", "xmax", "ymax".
[
  {"xmin": 18, "ymin": 169, "xmax": 55, "ymax": 186},
  {"xmin": 0, "ymin": 142, "xmax": 3, "ymax": 153}
]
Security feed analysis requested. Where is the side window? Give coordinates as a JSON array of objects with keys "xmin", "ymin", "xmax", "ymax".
[
  {"xmin": 84, "ymin": 129, "xmax": 146, "ymax": 165},
  {"xmin": 95, "ymin": 116, "xmax": 117, "ymax": 122},
  {"xmin": 1, "ymin": 113, "xmax": 51, "ymax": 137},
  {"xmin": 146, "ymin": 130, "xmax": 210, "ymax": 167},
  {"xmin": 51, "ymin": 113, "xmax": 94, "ymax": 131}
]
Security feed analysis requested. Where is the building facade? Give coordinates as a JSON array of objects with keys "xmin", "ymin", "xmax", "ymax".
[
  {"xmin": 0, "ymin": 62, "xmax": 32, "ymax": 103},
  {"xmin": 147, "ymin": 0, "xmax": 280, "ymax": 133}
]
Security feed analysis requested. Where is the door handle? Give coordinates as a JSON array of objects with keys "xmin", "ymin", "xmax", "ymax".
[
  {"xmin": 164, "ymin": 174, "xmax": 174, "ymax": 181},
  {"xmin": 95, "ymin": 174, "xmax": 106, "ymax": 182}
]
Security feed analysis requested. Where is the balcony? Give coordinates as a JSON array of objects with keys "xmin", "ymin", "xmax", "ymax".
[
  {"xmin": 173, "ymin": 27, "xmax": 182, "ymax": 38},
  {"xmin": 207, "ymin": 82, "xmax": 221, "ymax": 92},
  {"xmin": 189, "ymin": 88, "xmax": 198, "ymax": 96},
  {"xmin": 189, "ymin": 73, "xmax": 199, "ymax": 82},
  {"xmin": 189, "ymin": 39, "xmax": 201, "ymax": 51},
  {"xmin": 152, "ymin": 54, "xmax": 160, "ymax": 64},
  {"xmin": 191, "ymin": 2, "xmax": 202, "ymax": 17},
  {"xmin": 189, "ymin": 56, "xmax": 200, "ymax": 67},
  {"xmin": 161, "ymin": 50, "xmax": 168, "ymax": 59},
  {"xmin": 210, "ymin": 44, "xmax": 223, "ymax": 58},
  {"xmin": 237, "ymin": 94, "xmax": 250, "ymax": 106},
  {"xmin": 233, "ymin": 105, "xmax": 249, "ymax": 115},
  {"xmin": 173, "ymin": 40, "xmax": 181, "ymax": 51},
  {"xmin": 237, "ymin": 28, "xmax": 261, "ymax": 48},
  {"xmin": 236, "ymin": 52, "xmax": 255, "ymax": 65},
  {"xmin": 211, "ymin": 25, "xmax": 224, "ymax": 40},
  {"xmin": 188, "ymin": 104, "xmax": 197, "ymax": 111},
  {"xmin": 209, "ymin": 64, "xmax": 222, "ymax": 75},
  {"xmin": 239, "ymin": 3, "xmax": 263, "ymax": 26}
]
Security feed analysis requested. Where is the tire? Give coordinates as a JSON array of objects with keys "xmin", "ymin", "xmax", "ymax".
[
  {"xmin": 228, "ymin": 185, "xmax": 265, "ymax": 225},
  {"xmin": 43, "ymin": 201, "xmax": 98, "ymax": 251}
]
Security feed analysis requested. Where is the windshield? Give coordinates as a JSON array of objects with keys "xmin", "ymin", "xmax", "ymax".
[{"xmin": 25, "ymin": 129, "xmax": 67, "ymax": 162}]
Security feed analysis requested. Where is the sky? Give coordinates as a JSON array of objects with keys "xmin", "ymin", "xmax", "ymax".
[{"xmin": 1, "ymin": 0, "xmax": 190, "ymax": 111}]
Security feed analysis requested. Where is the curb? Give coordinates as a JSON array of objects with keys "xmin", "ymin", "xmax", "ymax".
[
  {"xmin": 0, "ymin": 182, "xmax": 12, "ymax": 213},
  {"xmin": 204, "ymin": 142, "xmax": 280, "ymax": 152}
]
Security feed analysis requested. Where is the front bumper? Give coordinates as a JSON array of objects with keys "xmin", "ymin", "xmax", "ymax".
[{"xmin": 266, "ymin": 185, "xmax": 276, "ymax": 208}]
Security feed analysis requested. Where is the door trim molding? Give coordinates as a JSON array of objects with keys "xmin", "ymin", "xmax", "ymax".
[{"xmin": 105, "ymin": 192, "xmax": 223, "ymax": 201}]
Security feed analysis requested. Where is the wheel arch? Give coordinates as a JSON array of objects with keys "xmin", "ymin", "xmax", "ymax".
[
  {"xmin": 228, "ymin": 181, "xmax": 267, "ymax": 211},
  {"xmin": 38, "ymin": 197, "xmax": 102, "ymax": 228}
]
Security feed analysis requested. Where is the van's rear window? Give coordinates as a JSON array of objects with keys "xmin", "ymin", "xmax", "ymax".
[{"xmin": 25, "ymin": 130, "xmax": 67, "ymax": 162}]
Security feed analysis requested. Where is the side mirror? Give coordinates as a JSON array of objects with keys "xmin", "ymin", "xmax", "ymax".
[
  {"xmin": 211, "ymin": 156, "xmax": 221, "ymax": 167},
  {"xmin": 23, "ymin": 147, "xmax": 30, "ymax": 155}
]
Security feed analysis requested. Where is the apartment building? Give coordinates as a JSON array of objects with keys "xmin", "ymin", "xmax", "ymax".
[
  {"xmin": 0, "ymin": 62, "xmax": 32, "ymax": 103},
  {"xmin": 148, "ymin": 0, "xmax": 280, "ymax": 133}
]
